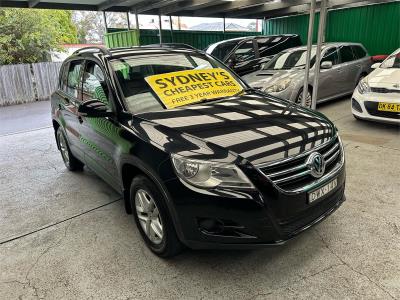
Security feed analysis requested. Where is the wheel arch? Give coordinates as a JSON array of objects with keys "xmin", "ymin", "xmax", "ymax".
[{"xmin": 119, "ymin": 158, "xmax": 185, "ymax": 243}]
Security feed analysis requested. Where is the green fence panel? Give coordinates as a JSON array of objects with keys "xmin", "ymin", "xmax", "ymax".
[
  {"xmin": 105, "ymin": 28, "xmax": 261, "ymax": 49},
  {"xmin": 263, "ymin": 2, "xmax": 400, "ymax": 55},
  {"xmin": 104, "ymin": 30, "xmax": 140, "ymax": 48},
  {"xmin": 139, "ymin": 29, "xmax": 260, "ymax": 49}
]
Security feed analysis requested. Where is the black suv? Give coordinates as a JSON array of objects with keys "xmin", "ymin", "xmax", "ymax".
[
  {"xmin": 52, "ymin": 46, "xmax": 345, "ymax": 257},
  {"xmin": 205, "ymin": 34, "xmax": 302, "ymax": 76}
]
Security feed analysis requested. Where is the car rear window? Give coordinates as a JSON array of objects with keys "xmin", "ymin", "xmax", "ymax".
[{"xmin": 352, "ymin": 45, "xmax": 367, "ymax": 59}]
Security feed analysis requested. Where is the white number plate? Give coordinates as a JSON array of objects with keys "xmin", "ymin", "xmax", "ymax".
[{"xmin": 308, "ymin": 178, "xmax": 338, "ymax": 203}]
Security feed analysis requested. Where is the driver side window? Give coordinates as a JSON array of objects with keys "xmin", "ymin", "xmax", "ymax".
[
  {"xmin": 321, "ymin": 47, "xmax": 339, "ymax": 65},
  {"xmin": 82, "ymin": 61, "xmax": 110, "ymax": 107}
]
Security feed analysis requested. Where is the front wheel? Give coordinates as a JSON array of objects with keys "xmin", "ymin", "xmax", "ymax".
[
  {"xmin": 130, "ymin": 175, "xmax": 183, "ymax": 258},
  {"xmin": 56, "ymin": 127, "xmax": 84, "ymax": 171},
  {"xmin": 296, "ymin": 87, "xmax": 312, "ymax": 108}
]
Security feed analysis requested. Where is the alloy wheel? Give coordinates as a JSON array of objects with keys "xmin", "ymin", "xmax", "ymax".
[
  {"xmin": 297, "ymin": 90, "xmax": 312, "ymax": 108},
  {"xmin": 135, "ymin": 189, "xmax": 164, "ymax": 244},
  {"xmin": 58, "ymin": 132, "xmax": 70, "ymax": 165}
]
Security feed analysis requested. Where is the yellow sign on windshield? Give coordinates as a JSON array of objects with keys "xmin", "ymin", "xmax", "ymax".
[{"xmin": 145, "ymin": 68, "xmax": 243, "ymax": 109}]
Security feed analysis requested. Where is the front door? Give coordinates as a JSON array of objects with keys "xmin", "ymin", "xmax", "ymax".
[
  {"xmin": 79, "ymin": 60, "xmax": 121, "ymax": 189},
  {"xmin": 317, "ymin": 47, "xmax": 343, "ymax": 100}
]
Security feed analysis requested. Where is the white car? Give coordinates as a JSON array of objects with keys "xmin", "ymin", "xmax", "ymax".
[{"xmin": 352, "ymin": 48, "xmax": 400, "ymax": 124}]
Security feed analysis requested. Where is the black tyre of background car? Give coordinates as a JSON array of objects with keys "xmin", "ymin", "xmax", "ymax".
[
  {"xmin": 56, "ymin": 127, "xmax": 84, "ymax": 171},
  {"xmin": 296, "ymin": 87, "xmax": 312, "ymax": 108},
  {"xmin": 130, "ymin": 175, "xmax": 183, "ymax": 258}
]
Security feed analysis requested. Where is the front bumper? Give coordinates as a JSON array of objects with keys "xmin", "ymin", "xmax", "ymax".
[
  {"xmin": 164, "ymin": 158, "xmax": 346, "ymax": 250},
  {"xmin": 352, "ymin": 89, "xmax": 400, "ymax": 124}
]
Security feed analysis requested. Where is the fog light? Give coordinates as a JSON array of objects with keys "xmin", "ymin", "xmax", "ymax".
[
  {"xmin": 198, "ymin": 218, "xmax": 224, "ymax": 234},
  {"xmin": 352, "ymin": 98, "xmax": 363, "ymax": 113}
]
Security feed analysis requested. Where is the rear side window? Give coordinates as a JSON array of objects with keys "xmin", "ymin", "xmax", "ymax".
[
  {"xmin": 322, "ymin": 47, "xmax": 340, "ymax": 65},
  {"xmin": 339, "ymin": 46, "xmax": 355, "ymax": 63},
  {"xmin": 352, "ymin": 46, "xmax": 367, "ymax": 59},
  {"xmin": 234, "ymin": 40, "xmax": 256, "ymax": 61},
  {"xmin": 66, "ymin": 61, "xmax": 83, "ymax": 100}
]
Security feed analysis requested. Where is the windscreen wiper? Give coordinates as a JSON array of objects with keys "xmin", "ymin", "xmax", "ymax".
[{"xmin": 232, "ymin": 87, "xmax": 263, "ymax": 97}]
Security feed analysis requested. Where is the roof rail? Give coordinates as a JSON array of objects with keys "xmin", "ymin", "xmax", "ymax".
[{"xmin": 73, "ymin": 46, "xmax": 111, "ymax": 56}]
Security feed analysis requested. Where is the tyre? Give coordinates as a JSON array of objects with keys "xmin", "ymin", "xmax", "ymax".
[
  {"xmin": 130, "ymin": 175, "xmax": 183, "ymax": 258},
  {"xmin": 56, "ymin": 127, "xmax": 84, "ymax": 171},
  {"xmin": 296, "ymin": 87, "xmax": 312, "ymax": 108}
]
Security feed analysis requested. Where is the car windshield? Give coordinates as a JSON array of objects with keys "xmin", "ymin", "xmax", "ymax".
[
  {"xmin": 209, "ymin": 41, "xmax": 239, "ymax": 61},
  {"xmin": 263, "ymin": 49, "xmax": 317, "ymax": 70},
  {"xmin": 380, "ymin": 51, "xmax": 400, "ymax": 69},
  {"xmin": 110, "ymin": 52, "xmax": 245, "ymax": 114}
]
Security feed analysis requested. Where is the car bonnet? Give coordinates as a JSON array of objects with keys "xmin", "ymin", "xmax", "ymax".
[{"xmin": 135, "ymin": 94, "xmax": 335, "ymax": 166}]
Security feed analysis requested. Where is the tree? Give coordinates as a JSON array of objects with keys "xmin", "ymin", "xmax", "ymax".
[
  {"xmin": 73, "ymin": 11, "xmax": 106, "ymax": 44},
  {"xmin": 72, "ymin": 11, "xmax": 127, "ymax": 44},
  {"xmin": 0, "ymin": 8, "xmax": 78, "ymax": 65}
]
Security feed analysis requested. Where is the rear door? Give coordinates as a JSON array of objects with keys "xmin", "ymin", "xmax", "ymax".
[
  {"xmin": 338, "ymin": 45, "xmax": 359, "ymax": 92},
  {"xmin": 58, "ymin": 60, "xmax": 85, "ymax": 160},
  {"xmin": 351, "ymin": 45, "xmax": 370, "ymax": 82}
]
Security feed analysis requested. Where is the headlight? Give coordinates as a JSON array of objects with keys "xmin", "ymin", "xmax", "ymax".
[
  {"xmin": 264, "ymin": 78, "xmax": 291, "ymax": 93},
  {"xmin": 357, "ymin": 78, "xmax": 370, "ymax": 94},
  {"xmin": 171, "ymin": 154, "xmax": 255, "ymax": 190}
]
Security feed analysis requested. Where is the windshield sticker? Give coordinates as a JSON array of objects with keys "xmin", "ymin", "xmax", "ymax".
[{"xmin": 145, "ymin": 68, "xmax": 243, "ymax": 109}]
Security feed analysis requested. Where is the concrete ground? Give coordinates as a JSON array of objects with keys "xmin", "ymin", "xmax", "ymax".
[{"xmin": 0, "ymin": 98, "xmax": 399, "ymax": 299}]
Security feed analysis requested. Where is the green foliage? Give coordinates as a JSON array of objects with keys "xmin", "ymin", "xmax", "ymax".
[{"xmin": 0, "ymin": 8, "xmax": 78, "ymax": 64}]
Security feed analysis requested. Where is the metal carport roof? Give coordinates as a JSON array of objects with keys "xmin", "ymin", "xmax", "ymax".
[{"xmin": 0, "ymin": 0, "xmax": 395, "ymax": 18}]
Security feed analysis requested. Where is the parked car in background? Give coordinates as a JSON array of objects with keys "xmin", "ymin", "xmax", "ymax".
[
  {"xmin": 352, "ymin": 48, "xmax": 400, "ymax": 124},
  {"xmin": 371, "ymin": 54, "xmax": 389, "ymax": 64},
  {"xmin": 205, "ymin": 34, "xmax": 301, "ymax": 76},
  {"xmin": 243, "ymin": 43, "xmax": 372, "ymax": 107}
]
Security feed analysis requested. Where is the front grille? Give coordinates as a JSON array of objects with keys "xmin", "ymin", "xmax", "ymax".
[
  {"xmin": 371, "ymin": 87, "xmax": 400, "ymax": 94},
  {"xmin": 279, "ymin": 185, "xmax": 344, "ymax": 236},
  {"xmin": 365, "ymin": 101, "xmax": 400, "ymax": 119},
  {"xmin": 259, "ymin": 137, "xmax": 342, "ymax": 192}
]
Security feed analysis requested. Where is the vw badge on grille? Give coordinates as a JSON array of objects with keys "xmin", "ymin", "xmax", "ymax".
[{"xmin": 306, "ymin": 152, "xmax": 326, "ymax": 178}]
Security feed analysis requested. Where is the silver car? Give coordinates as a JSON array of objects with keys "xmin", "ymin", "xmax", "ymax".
[{"xmin": 242, "ymin": 43, "xmax": 372, "ymax": 107}]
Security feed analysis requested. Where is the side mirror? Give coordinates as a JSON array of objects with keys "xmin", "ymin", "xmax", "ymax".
[
  {"xmin": 78, "ymin": 99, "xmax": 113, "ymax": 118},
  {"xmin": 321, "ymin": 61, "xmax": 333, "ymax": 69},
  {"xmin": 371, "ymin": 63, "xmax": 381, "ymax": 69}
]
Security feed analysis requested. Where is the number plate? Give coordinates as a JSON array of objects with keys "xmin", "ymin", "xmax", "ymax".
[
  {"xmin": 378, "ymin": 102, "xmax": 400, "ymax": 112},
  {"xmin": 308, "ymin": 178, "xmax": 338, "ymax": 204}
]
